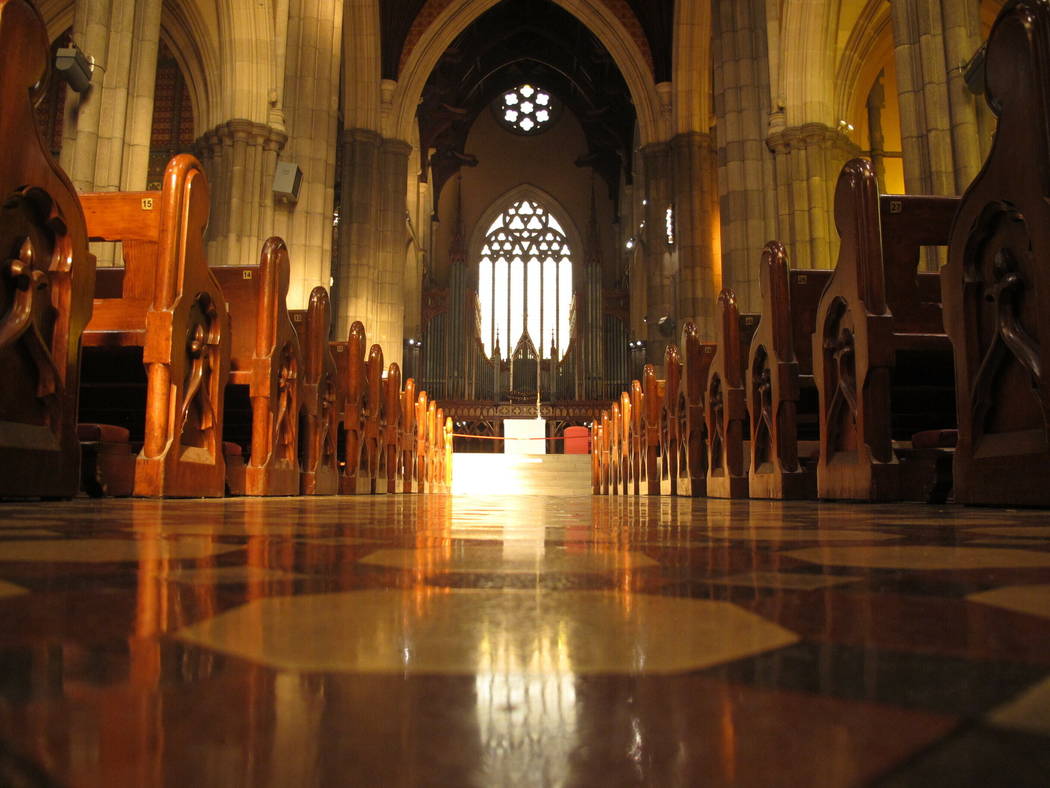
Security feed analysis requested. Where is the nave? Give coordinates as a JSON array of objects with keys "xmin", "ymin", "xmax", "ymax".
[{"xmin": 0, "ymin": 493, "xmax": 1048, "ymax": 786}]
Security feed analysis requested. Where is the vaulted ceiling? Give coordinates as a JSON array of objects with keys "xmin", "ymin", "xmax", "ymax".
[
  {"xmin": 379, "ymin": 0, "xmax": 675, "ymax": 82},
  {"xmin": 413, "ymin": 0, "xmax": 642, "ymax": 213}
]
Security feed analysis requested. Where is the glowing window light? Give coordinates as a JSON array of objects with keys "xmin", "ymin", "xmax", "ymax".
[
  {"xmin": 478, "ymin": 199, "xmax": 573, "ymax": 359},
  {"xmin": 496, "ymin": 84, "xmax": 556, "ymax": 135}
]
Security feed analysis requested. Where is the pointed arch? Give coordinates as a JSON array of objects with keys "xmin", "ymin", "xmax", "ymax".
[
  {"xmin": 34, "ymin": 0, "xmax": 73, "ymax": 41},
  {"xmin": 162, "ymin": 0, "xmax": 219, "ymax": 136},
  {"xmin": 387, "ymin": 0, "xmax": 663, "ymax": 146}
]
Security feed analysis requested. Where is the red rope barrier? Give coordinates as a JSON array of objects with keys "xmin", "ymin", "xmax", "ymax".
[{"xmin": 450, "ymin": 433, "xmax": 573, "ymax": 441}]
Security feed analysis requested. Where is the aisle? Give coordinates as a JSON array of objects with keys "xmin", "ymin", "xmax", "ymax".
[{"xmin": 0, "ymin": 494, "xmax": 1047, "ymax": 785}]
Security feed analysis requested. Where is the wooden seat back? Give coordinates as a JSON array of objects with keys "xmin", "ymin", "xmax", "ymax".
[
  {"xmin": 81, "ymin": 154, "xmax": 230, "ymax": 497},
  {"xmin": 629, "ymin": 380, "xmax": 644, "ymax": 494},
  {"xmin": 748, "ymin": 242, "xmax": 819, "ymax": 499},
  {"xmin": 619, "ymin": 391, "xmax": 632, "ymax": 492},
  {"xmin": 707, "ymin": 291, "xmax": 759, "ymax": 498},
  {"xmin": 401, "ymin": 378, "xmax": 418, "ymax": 492},
  {"xmin": 681, "ymin": 322, "xmax": 717, "ymax": 497},
  {"xmin": 0, "ymin": 0, "xmax": 96, "ymax": 498},
  {"xmin": 336, "ymin": 320, "xmax": 368, "ymax": 494},
  {"xmin": 660, "ymin": 345, "xmax": 683, "ymax": 496},
  {"xmin": 297, "ymin": 287, "xmax": 340, "ymax": 495},
  {"xmin": 812, "ymin": 158, "xmax": 958, "ymax": 501},
  {"xmin": 642, "ymin": 364, "xmax": 661, "ymax": 495},
  {"xmin": 382, "ymin": 362, "xmax": 402, "ymax": 493},
  {"xmin": 411, "ymin": 390, "xmax": 424, "ymax": 491},
  {"xmin": 943, "ymin": 0, "xmax": 1050, "ymax": 505},
  {"xmin": 362, "ymin": 343, "xmax": 384, "ymax": 493},
  {"xmin": 609, "ymin": 401, "xmax": 622, "ymax": 494},
  {"xmin": 211, "ymin": 238, "xmax": 302, "ymax": 496}
]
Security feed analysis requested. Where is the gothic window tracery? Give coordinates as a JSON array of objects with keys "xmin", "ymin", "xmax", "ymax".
[
  {"xmin": 495, "ymin": 84, "xmax": 556, "ymax": 134},
  {"xmin": 478, "ymin": 199, "xmax": 572, "ymax": 360}
]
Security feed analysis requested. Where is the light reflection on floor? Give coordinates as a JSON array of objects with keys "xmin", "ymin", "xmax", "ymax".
[{"xmin": 0, "ymin": 493, "xmax": 1047, "ymax": 785}]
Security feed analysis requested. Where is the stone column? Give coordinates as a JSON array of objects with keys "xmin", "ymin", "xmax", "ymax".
[
  {"xmin": 62, "ymin": 0, "xmax": 162, "ymax": 193},
  {"xmin": 195, "ymin": 119, "xmax": 287, "ymax": 267},
  {"xmin": 275, "ymin": 0, "xmax": 343, "ymax": 309},
  {"xmin": 334, "ymin": 128, "xmax": 381, "ymax": 341},
  {"xmin": 891, "ymin": 0, "xmax": 987, "ymax": 197},
  {"xmin": 374, "ymin": 138, "xmax": 412, "ymax": 368},
  {"xmin": 671, "ymin": 131, "xmax": 720, "ymax": 338},
  {"xmin": 60, "ymin": 0, "xmax": 162, "ymax": 266},
  {"xmin": 767, "ymin": 123, "xmax": 859, "ymax": 270},
  {"xmin": 712, "ymin": 0, "xmax": 778, "ymax": 311},
  {"xmin": 640, "ymin": 142, "xmax": 674, "ymax": 365},
  {"xmin": 866, "ymin": 71, "xmax": 889, "ymax": 187}
]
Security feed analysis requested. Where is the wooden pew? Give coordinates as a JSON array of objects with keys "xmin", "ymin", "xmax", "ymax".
[
  {"xmin": 942, "ymin": 0, "xmax": 1050, "ymax": 506},
  {"xmin": 435, "ymin": 405, "xmax": 449, "ymax": 493},
  {"xmin": 660, "ymin": 345, "xmax": 683, "ymax": 496},
  {"xmin": 426, "ymin": 400, "xmax": 440, "ymax": 493},
  {"xmin": 618, "ymin": 391, "xmax": 632, "ymax": 495},
  {"xmin": 415, "ymin": 390, "xmax": 429, "ymax": 493},
  {"xmin": 747, "ymin": 242, "xmax": 828, "ymax": 499},
  {"xmin": 680, "ymin": 323, "xmax": 717, "ymax": 497},
  {"xmin": 360, "ymin": 344, "xmax": 384, "ymax": 493},
  {"xmin": 297, "ymin": 288, "xmax": 341, "ymax": 495},
  {"xmin": 79, "ymin": 154, "xmax": 230, "ymax": 498},
  {"xmin": 812, "ymin": 158, "xmax": 958, "ymax": 501},
  {"xmin": 707, "ymin": 291, "xmax": 760, "ymax": 498},
  {"xmin": 211, "ymin": 238, "xmax": 302, "ymax": 496},
  {"xmin": 0, "ymin": 0, "xmax": 96, "ymax": 498},
  {"xmin": 334, "ymin": 321, "xmax": 368, "ymax": 494},
  {"xmin": 381, "ymin": 362, "xmax": 402, "ymax": 494},
  {"xmin": 642, "ymin": 364, "xmax": 661, "ymax": 495},
  {"xmin": 600, "ymin": 408, "xmax": 613, "ymax": 494},
  {"xmin": 591, "ymin": 422, "xmax": 603, "ymax": 494},
  {"xmin": 629, "ymin": 380, "xmax": 644, "ymax": 495},
  {"xmin": 443, "ymin": 415, "xmax": 454, "ymax": 490},
  {"xmin": 400, "ymin": 378, "xmax": 418, "ymax": 493}
]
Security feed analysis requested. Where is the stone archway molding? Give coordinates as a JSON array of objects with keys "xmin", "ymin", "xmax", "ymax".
[{"xmin": 387, "ymin": 0, "xmax": 664, "ymax": 147}]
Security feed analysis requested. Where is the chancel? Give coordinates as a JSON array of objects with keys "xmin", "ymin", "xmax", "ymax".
[{"xmin": 0, "ymin": 0, "xmax": 1049, "ymax": 784}]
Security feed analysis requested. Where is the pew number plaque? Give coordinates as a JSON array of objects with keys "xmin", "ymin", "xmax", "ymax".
[{"xmin": 141, "ymin": 197, "xmax": 154, "ymax": 210}]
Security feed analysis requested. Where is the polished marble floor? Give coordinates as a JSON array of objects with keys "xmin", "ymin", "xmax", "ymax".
[{"xmin": 0, "ymin": 493, "xmax": 1049, "ymax": 786}]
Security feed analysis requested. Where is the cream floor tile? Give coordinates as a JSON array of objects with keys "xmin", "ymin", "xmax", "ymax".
[
  {"xmin": 0, "ymin": 579, "xmax": 28, "ymax": 598},
  {"xmin": 176, "ymin": 589, "xmax": 799, "ymax": 674},
  {"xmin": 967, "ymin": 584, "xmax": 1050, "ymax": 620},
  {"xmin": 785, "ymin": 545, "xmax": 1050, "ymax": 571},
  {"xmin": 987, "ymin": 676, "xmax": 1050, "ymax": 737}
]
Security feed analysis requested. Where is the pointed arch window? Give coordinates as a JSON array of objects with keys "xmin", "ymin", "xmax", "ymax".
[{"xmin": 478, "ymin": 199, "xmax": 573, "ymax": 360}]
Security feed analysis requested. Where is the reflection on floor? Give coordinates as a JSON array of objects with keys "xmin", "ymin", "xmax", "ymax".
[{"xmin": 0, "ymin": 494, "xmax": 1049, "ymax": 786}]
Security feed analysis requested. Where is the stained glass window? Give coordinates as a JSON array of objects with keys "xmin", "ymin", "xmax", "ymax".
[{"xmin": 479, "ymin": 199, "xmax": 572, "ymax": 359}]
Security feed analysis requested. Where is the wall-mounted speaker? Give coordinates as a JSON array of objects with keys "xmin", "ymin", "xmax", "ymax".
[{"xmin": 273, "ymin": 161, "xmax": 303, "ymax": 204}]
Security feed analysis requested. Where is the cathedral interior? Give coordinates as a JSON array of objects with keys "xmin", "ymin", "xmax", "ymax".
[{"xmin": 1, "ymin": 0, "xmax": 1050, "ymax": 784}]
